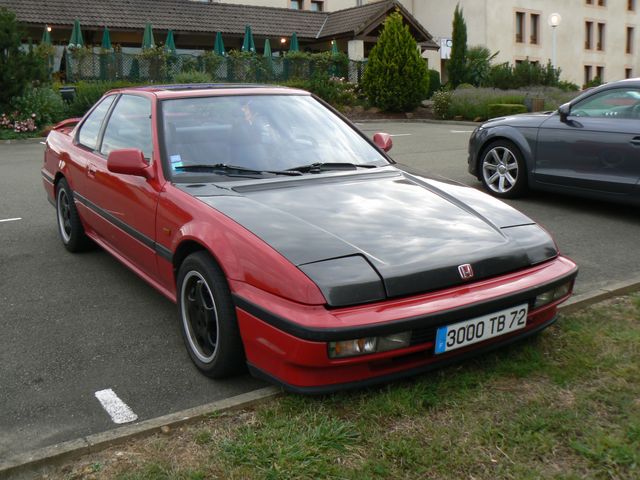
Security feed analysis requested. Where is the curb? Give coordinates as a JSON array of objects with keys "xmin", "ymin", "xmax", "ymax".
[
  {"xmin": 2, "ymin": 279, "xmax": 640, "ymax": 479},
  {"xmin": 0, "ymin": 386, "xmax": 280, "ymax": 479},
  {"xmin": 558, "ymin": 276, "xmax": 640, "ymax": 314},
  {"xmin": 0, "ymin": 137, "xmax": 47, "ymax": 145}
]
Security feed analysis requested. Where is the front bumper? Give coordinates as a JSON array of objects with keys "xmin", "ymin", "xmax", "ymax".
[{"xmin": 232, "ymin": 255, "xmax": 578, "ymax": 393}]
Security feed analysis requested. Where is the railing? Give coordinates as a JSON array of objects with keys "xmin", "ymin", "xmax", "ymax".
[{"xmin": 65, "ymin": 51, "xmax": 367, "ymax": 84}]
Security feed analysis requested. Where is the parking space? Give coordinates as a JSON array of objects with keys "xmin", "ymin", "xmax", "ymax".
[{"xmin": 1, "ymin": 121, "xmax": 639, "ymax": 460}]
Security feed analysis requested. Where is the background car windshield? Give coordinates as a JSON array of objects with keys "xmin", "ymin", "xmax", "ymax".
[{"xmin": 161, "ymin": 95, "xmax": 389, "ymax": 176}]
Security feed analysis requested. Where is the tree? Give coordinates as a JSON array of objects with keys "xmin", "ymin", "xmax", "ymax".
[
  {"xmin": 362, "ymin": 11, "xmax": 429, "ymax": 112},
  {"xmin": 448, "ymin": 4, "xmax": 467, "ymax": 88},
  {"xmin": 0, "ymin": 7, "xmax": 47, "ymax": 109},
  {"xmin": 465, "ymin": 45, "xmax": 498, "ymax": 86}
]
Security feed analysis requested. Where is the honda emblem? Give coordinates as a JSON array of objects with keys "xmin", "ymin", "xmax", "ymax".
[{"xmin": 458, "ymin": 264, "xmax": 474, "ymax": 280}]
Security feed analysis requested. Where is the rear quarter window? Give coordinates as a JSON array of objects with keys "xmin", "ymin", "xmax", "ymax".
[{"xmin": 77, "ymin": 95, "xmax": 116, "ymax": 150}]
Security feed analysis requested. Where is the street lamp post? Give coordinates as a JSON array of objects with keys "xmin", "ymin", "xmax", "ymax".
[{"xmin": 548, "ymin": 13, "xmax": 562, "ymax": 71}]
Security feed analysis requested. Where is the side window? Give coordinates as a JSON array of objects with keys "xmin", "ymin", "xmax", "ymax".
[
  {"xmin": 77, "ymin": 95, "xmax": 116, "ymax": 150},
  {"xmin": 100, "ymin": 95, "xmax": 153, "ymax": 160},
  {"xmin": 572, "ymin": 88, "xmax": 640, "ymax": 118}
]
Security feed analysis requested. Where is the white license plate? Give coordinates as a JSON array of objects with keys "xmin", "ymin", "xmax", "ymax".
[{"xmin": 434, "ymin": 304, "xmax": 528, "ymax": 354}]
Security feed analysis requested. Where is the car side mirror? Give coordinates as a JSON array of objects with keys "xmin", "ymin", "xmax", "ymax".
[
  {"xmin": 558, "ymin": 103, "xmax": 571, "ymax": 123},
  {"xmin": 373, "ymin": 132, "xmax": 393, "ymax": 152},
  {"xmin": 107, "ymin": 149, "xmax": 152, "ymax": 179}
]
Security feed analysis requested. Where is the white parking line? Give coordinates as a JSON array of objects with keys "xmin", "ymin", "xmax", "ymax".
[
  {"xmin": 95, "ymin": 389, "xmax": 138, "ymax": 424},
  {"xmin": 0, "ymin": 217, "xmax": 22, "ymax": 223},
  {"xmin": 390, "ymin": 133, "xmax": 412, "ymax": 137},
  {"xmin": 450, "ymin": 130, "xmax": 474, "ymax": 133}
]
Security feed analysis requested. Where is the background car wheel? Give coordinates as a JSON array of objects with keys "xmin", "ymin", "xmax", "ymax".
[
  {"xmin": 56, "ymin": 178, "xmax": 89, "ymax": 252},
  {"xmin": 177, "ymin": 252, "xmax": 245, "ymax": 378},
  {"xmin": 480, "ymin": 140, "xmax": 527, "ymax": 198}
]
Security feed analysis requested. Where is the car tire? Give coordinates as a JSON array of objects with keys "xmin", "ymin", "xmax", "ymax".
[
  {"xmin": 177, "ymin": 252, "xmax": 246, "ymax": 378},
  {"xmin": 56, "ymin": 178, "xmax": 89, "ymax": 252},
  {"xmin": 480, "ymin": 140, "xmax": 527, "ymax": 199}
]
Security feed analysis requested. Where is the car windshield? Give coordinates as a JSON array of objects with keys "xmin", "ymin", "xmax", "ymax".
[{"xmin": 161, "ymin": 94, "xmax": 389, "ymax": 180}]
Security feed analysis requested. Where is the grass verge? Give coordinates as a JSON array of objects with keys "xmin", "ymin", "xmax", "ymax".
[
  {"xmin": 0, "ymin": 129, "xmax": 44, "ymax": 140},
  {"xmin": 51, "ymin": 294, "xmax": 640, "ymax": 479}
]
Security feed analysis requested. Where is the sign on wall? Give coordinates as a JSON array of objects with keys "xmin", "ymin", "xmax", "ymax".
[{"xmin": 440, "ymin": 38, "xmax": 452, "ymax": 59}]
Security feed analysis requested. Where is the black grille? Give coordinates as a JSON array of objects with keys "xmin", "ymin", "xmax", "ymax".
[{"xmin": 409, "ymin": 325, "xmax": 438, "ymax": 346}]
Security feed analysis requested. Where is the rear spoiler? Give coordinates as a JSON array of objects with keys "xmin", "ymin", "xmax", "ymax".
[{"xmin": 52, "ymin": 118, "xmax": 82, "ymax": 131}]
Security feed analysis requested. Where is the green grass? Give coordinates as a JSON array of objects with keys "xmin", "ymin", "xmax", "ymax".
[
  {"xmin": 59, "ymin": 294, "xmax": 640, "ymax": 479},
  {"xmin": 0, "ymin": 129, "xmax": 43, "ymax": 140}
]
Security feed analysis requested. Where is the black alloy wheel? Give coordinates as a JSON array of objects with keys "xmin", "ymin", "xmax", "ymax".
[
  {"xmin": 55, "ymin": 178, "xmax": 89, "ymax": 252},
  {"xmin": 177, "ymin": 251, "xmax": 245, "ymax": 378}
]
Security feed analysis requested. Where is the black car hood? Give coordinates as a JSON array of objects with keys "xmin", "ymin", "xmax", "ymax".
[
  {"xmin": 483, "ymin": 111, "xmax": 554, "ymax": 128},
  {"xmin": 183, "ymin": 167, "xmax": 557, "ymax": 306}
]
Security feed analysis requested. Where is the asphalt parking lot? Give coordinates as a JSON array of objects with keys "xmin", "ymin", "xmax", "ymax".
[{"xmin": 1, "ymin": 121, "xmax": 639, "ymax": 463}]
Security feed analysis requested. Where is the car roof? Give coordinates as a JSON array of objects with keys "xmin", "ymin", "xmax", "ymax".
[{"xmin": 107, "ymin": 83, "xmax": 311, "ymax": 99}]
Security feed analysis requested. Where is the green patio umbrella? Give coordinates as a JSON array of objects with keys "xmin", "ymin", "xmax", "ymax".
[
  {"xmin": 41, "ymin": 28, "xmax": 53, "ymax": 77},
  {"xmin": 263, "ymin": 38, "xmax": 273, "ymax": 79},
  {"xmin": 330, "ymin": 40, "xmax": 340, "ymax": 76},
  {"xmin": 214, "ymin": 31, "xmax": 226, "ymax": 56},
  {"xmin": 289, "ymin": 31, "xmax": 299, "ymax": 52},
  {"xmin": 101, "ymin": 26, "xmax": 112, "ymax": 50},
  {"xmin": 331, "ymin": 40, "xmax": 339, "ymax": 55},
  {"xmin": 68, "ymin": 19, "xmax": 84, "ymax": 48},
  {"xmin": 263, "ymin": 38, "xmax": 272, "ymax": 58},
  {"xmin": 241, "ymin": 25, "xmax": 256, "ymax": 53},
  {"xmin": 41, "ymin": 26, "xmax": 52, "ymax": 45},
  {"xmin": 100, "ymin": 27, "xmax": 114, "ymax": 80},
  {"xmin": 164, "ymin": 30, "xmax": 176, "ymax": 54},
  {"xmin": 142, "ymin": 22, "xmax": 155, "ymax": 49}
]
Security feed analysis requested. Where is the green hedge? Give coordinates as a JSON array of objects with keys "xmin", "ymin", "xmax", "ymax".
[
  {"xmin": 426, "ymin": 69, "xmax": 441, "ymax": 99},
  {"xmin": 65, "ymin": 81, "xmax": 142, "ymax": 117},
  {"xmin": 487, "ymin": 103, "xmax": 527, "ymax": 118}
]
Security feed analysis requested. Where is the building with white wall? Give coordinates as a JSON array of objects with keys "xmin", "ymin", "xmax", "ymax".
[{"xmin": 219, "ymin": 0, "xmax": 640, "ymax": 86}]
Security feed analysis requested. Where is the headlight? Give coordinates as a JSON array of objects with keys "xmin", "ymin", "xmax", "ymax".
[
  {"xmin": 534, "ymin": 281, "xmax": 573, "ymax": 309},
  {"xmin": 328, "ymin": 331, "xmax": 411, "ymax": 359}
]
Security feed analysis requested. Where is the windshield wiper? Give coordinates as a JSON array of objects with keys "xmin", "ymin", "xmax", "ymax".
[
  {"xmin": 173, "ymin": 163, "xmax": 302, "ymax": 176},
  {"xmin": 286, "ymin": 162, "xmax": 379, "ymax": 173}
]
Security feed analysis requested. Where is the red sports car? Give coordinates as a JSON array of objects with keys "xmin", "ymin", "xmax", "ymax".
[{"xmin": 42, "ymin": 85, "xmax": 578, "ymax": 393}]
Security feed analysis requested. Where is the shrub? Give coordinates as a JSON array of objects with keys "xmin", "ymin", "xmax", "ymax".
[
  {"xmin": 487, "ymin": 63, "xmax": 513, "ymax": 90},
  {"xmin": 200, "ymin": 51, "xmax": 223, "ymax": 78},
  {"xmin": 0, "ymin": 112, "xmax": 37, "ymax": 134},
  {"xmin": 487, "ymin": 103, "xmax": 527, "ymax": 118},
  {"xmin": 440, "ymin": 86, "xmax": 579, "ymax": 121},
  {"xmin": 432, "ymin": 90, "xmax": 453, "ymax": 119},
  {"xmin": 0, "ymin": 8, "xmax": 49, "ymax": 109},
  {"xmin": 362, "ymin": 11, "xmax": 429, "ymax": 111},
  {"xmin": 465, "ymin": 45, "xmax": 497, "ymax": 87},
  {"xmin": 448, "ymin": 4, "xmax": 467, "ymax": 88},
  {"xmin": 585, "ymin": 77, "xmax": 603, "ymax": 88},
  {"xmin": 67, "ymin": 81, "xmax": 139, "ymax": 117},
  {"xmin": 173, "ymin": 71, "xmax": 213, "ymax": 84},
  {"xmin": 558, "ymin": 80, "xmax": 580, "ymax": 92},
  {"xmin": 426, "ymin": 69, "xmax": 441, "ymax": 98},
  {"xmin": 280, "ymin": 75, "xmax": 358, "ymax": 108},
  {"xmin": 10, "ymin": 87, "xmax": 67, "ymax": 126},
  {"xmin": 488, "ymin": 60, "xmax": 561, "ymax": 90}
]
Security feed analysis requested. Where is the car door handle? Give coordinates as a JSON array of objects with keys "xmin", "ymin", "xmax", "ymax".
[
  {"xmin": 630, "ymin": 137, "xmax": 640, "ymax": 147},
  {"xmin": 87, "ymin": 164, "xmax": 97, "ymax": 177}
]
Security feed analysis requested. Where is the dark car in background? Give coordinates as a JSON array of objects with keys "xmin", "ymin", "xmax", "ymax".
[{"xmin": 468, "ymin": 79, "xmax": 640, "ymax": 205}]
